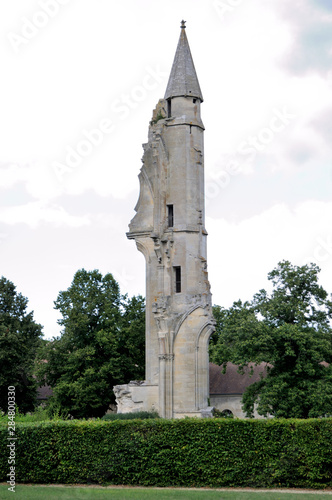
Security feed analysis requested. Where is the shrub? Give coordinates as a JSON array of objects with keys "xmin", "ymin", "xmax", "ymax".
[
  {"xmin": 0, "ymin": 405, "xmax": 67, "ymax": 423},
  {"xmin": 101, "ymin": 411, "xmax": 160, "ymax": 421},
  {"xmin": 212, "ymin": 408, "xmax": 234, "ymax": 418},
  {"xmin": 0, "ymin": 418, "xmax": 331, "ymax": 488}
]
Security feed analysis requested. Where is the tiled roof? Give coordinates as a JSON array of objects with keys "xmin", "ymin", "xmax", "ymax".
[{"xmin": 209, "ymin": 362, "xmax": 268, "ymax": 395}]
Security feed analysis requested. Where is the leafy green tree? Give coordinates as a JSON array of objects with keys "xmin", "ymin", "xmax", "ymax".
[
  {"xmin": 0, "ymin": 277, "xmax": 43, "ymax": 413},
  {"xmin": 37, "ymin": 269, "xmax": 145, "ymax": 419},
  {"xmin": 118, "ymin": 294, "xmax": 146, "ymax": 379},
  {"xmin": 210, "ymin": 261, "xmax": 332, "ymax": 418}
]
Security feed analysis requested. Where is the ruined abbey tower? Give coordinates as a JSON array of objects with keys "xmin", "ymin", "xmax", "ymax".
[{"xmin": 114, "ymin": 22, "xmax": 215, "ymax": 418}]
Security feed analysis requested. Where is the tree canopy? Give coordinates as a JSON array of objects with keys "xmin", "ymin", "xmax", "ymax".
[
  {"xmin": 0, "ymin": 277, "xmax": 43, "ymax": 413},
  {"xmin": 36, "ymin": 269, "xmax": 145, "ymax": 418},
  {"xmin": 210, "ymin": 261, "xmax": 332, "ymax": 418}
]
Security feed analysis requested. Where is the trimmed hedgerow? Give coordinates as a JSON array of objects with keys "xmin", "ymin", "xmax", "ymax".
[
  {"xmin": 0, "ymin": 418, "xmax": 331, "ymax": 488},
  {"xmin": 101, "ymin": 411, "xmax": 160, "ymax": 421}
]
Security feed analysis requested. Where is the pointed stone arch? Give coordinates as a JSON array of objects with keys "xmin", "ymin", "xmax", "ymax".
[
  {"xmin": 172, "ymin": 306, "xmax": 214, "ymax": 415},
  {"xmin": 196, "ymin": 322, "xmax": 215, "ymax": 410}
]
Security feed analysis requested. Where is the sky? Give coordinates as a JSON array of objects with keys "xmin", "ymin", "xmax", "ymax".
[{"xmin": 0, "ymin": 0, "xmax": 332, "ymax": 339}]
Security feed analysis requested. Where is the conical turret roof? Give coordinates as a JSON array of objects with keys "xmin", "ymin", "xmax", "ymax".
[{"xmin": 164, "ymin": 21, "xmax": 203, "ymax": 102}]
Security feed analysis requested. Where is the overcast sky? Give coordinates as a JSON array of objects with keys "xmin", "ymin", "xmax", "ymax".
[{"xmin": 1, "ymin": 0, "xmax": 332, "ymax": 339}]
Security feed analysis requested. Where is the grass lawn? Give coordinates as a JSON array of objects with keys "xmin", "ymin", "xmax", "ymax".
[{"xmin": 0, "ymin": 485, "xmax": 332, "ymax": 500}]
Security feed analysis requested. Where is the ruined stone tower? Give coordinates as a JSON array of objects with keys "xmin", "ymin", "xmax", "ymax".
[{"xmin": 114, "ymin": 21, "xmax": 215, "ymax": 418}]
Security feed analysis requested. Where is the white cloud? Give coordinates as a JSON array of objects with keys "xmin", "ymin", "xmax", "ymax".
[
  {"xmin": 0, "ymin": 161, "xmax": 62, "ymax": 200},
  {"xmin": 0, "ymin": 162, "xmax": 28, "ymax": 188},
  {"xmin": 208, "ymin": 201, "xmax": 332, "ymax": 307},
  {"xmin": 0, "ymin": 200, "xmax": 90, "ymax": 228}
]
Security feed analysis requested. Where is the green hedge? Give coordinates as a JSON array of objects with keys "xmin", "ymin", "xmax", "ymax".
[
  {"xmin": 101, "ymin": 411, "xmax": 160, "ymax": 421},
  {"xmin": 0, "ymin": 418, "xmax": 331, "ymax": 488}
]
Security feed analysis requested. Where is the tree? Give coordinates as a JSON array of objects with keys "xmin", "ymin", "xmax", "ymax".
[
  {"xmin": 118, "ymin": 294, "xmax": 145, "ymax": 379},
  {"xmin": 210, "ymin": 261, "xmax": 332, "ymax": 418},
  {"xmin": 0, "ymin": 277, "xmax": 43, "ymax": 413},
  {"xmin": 36, "ymin": 269, "xmax": 145, "ymax": 419}
]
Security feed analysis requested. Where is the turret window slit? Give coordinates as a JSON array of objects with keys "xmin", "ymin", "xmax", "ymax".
[
  {"xmin": 167, "ymin": 98, "xmax": 172, "ymax": 118},
  {"xmin": 167, "ymin": 204, "xmax": 174, "ymax": 227},
  {"xmin": 174, "ymin": 266, "xmax": 181, "ymax": 293}
]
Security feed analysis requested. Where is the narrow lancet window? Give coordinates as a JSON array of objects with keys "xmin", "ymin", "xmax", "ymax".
[
  {"xmin": 167, "ymin": 204, "xmax": 174, "ymax": 227},
  {"xmin": 174, "ymin": 266, "xmax": 181, "ymax": 293},
  {"xmin": 167, "ymin": 98, "xmax": 172, "ymax": 118}
]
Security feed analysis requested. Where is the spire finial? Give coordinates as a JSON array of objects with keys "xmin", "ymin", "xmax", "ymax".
[{"xmin": 164, "ymin": 20, "xmax": 203, "ymax": 102}]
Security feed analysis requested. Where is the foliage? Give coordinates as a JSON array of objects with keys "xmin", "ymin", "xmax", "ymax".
[
  {"xmin": 102, "ymin": 411, "xmax": 160, "ymax": 421},
  {"xmin": 0, "ymin": 277, "xmax": 43, "ymax": 413},
  {"xmin": 0, "ymin": 405, "xmax": 65, "ymax": 423},
  {"xmin": 210, "ymin": 261, "xmax": 332, "ymax": 418},
  {"xmin": 150, "ymin": 109, "xmax": 166, "ymax": 125},
  {"xmin": 0, "ymin": 418, "xmax": 331, "ymax": 488},
  {"xmin": 212, "ymin": 408, "xmax": 234, "ymax": 418},
  {"xmin": 36, "ymin": 269, "xmax": 145, "ymax": 419}
]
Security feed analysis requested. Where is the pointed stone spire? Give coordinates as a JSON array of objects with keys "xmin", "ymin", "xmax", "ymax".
[{"xmin": 164, "ymin": 21, "xmax": 203, "ymax": 102}]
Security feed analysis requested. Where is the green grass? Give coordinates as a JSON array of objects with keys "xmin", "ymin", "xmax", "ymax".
[
  {"xmin": 0, "ymin": 406, "xmax": 59, "ymax": 423},
  {"xmin": 0, "ymin": 485, "xmax": 331, "ymax": 500},
  {"xmin": 0, "ymin": 407, "xmax": 160, "ymax": 423}
]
